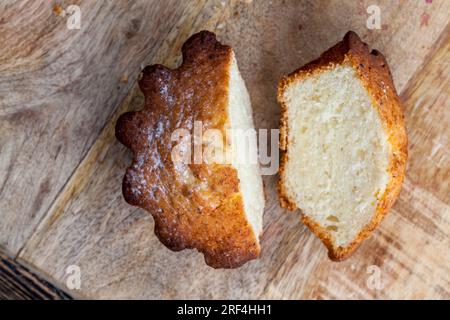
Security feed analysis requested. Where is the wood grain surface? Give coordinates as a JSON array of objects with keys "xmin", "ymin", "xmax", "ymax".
[
  {"xmin": 0, "ymin": 0, "xmax": 449, "ymax": 299},
  {"xmin": 0, "ymin": 0, "xmax": 199, "ymax": 253},
  {"xmin": 0, "ymin": 247, "xmax": 71, "ymax": 299}
]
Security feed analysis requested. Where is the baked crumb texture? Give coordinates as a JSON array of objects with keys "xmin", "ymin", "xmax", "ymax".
[
  {"xmin": 116, "ymin": 31, "xmax": 264, "ymax": 268},
  {"xmin": 278, "ymin": 31, "xmax": 407, "ymax": 260}
]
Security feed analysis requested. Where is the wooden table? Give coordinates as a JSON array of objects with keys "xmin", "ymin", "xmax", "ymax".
[{"xmin": 0, "ymin": 0, "xmax": 449, "ymax": 299}]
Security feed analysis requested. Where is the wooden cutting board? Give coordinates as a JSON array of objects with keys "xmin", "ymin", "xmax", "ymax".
[{"xmin": 1, "ymin": 0, "xmax": 449, "ymax": 299}]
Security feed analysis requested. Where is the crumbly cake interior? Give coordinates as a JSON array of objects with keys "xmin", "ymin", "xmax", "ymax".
[
  {"xmin": 228, "ymin": 54, "xmax": 265, "ymax": 236},
  {"xmin": 282, "ymin": 64, "xmax": 390, "ymax": 246}
]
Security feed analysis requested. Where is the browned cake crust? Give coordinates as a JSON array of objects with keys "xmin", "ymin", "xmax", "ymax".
[
  {"xmin": 278, "ymin": 31, "xmax": 408, "ymax": 260},
  {"xmin": 116, "ymin": 31, "xmax": 260, "ymax": 268}
]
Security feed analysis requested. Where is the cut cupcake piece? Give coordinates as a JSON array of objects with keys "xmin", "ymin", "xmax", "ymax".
[
  {"xmin": 278, "ymin": 31, "xmax": 407, "ymax": 260},
  {"xmin": 116, "ymin": 31, "xmax": 264, "ymax": 268}
]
